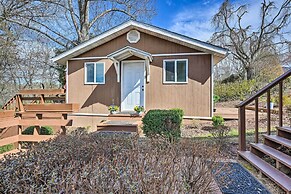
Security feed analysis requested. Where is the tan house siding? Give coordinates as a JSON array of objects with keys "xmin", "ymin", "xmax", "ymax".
[
  {"xmin": 146, "ymin": 55, "xmax": 211, "ymax": 117},
  {"xmin": 68, "ymin": 59, "xmax": 120, "ymax": 114},
  {"xmin": 76, "ymin": 31, "xmax": 201, "ymax": 58},
  {"xmin": 67, "ymin": 31, "xmax": 211, "ymax": 117}
]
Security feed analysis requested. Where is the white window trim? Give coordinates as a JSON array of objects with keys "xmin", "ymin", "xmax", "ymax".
[
  {"xmin": 84, "ymin": 62, "xmax": 105, "ymax": 85},
  {"xmin": 163, "ymin": 59, "xmax": 188, "ymax": 84},
  {"xmin": 127, "ymin": 30, "xmax": 140, "ymax": 43}
]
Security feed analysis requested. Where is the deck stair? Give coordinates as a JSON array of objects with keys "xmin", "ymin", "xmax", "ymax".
[
  {"xmin": 97, "ymin": 112, "xmax": 143, "ymax": 133},
  {"xmin": 237, "ymin": 69, "xmax": 291, "ymax": 194},
  {"xmin": 238, "ymin": 128, "xmax": 291, "ymax": 193}
]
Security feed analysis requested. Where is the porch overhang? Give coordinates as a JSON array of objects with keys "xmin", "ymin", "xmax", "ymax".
[{"xmin": 107, "ymin": 46, "xmax": 153, "ymax": 83}]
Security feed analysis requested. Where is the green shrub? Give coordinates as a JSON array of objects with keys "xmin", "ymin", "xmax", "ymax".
[
  {"xmin": 22, "ymin": 126, "xmax": 53, "ymax": 135},
  {"xmin": 212, "ymin": 116, "xmax": 225, "ymax": 127},
  {"xmin": 170, "ymin": 108, "xmax": 184, "ymax": 119},
  {"xmin": 0, "ymin": 144, "xmax": 13, "ymax": 154},
  {"xmin": 142, "ymin": 109, "xmax": 184, "ymax": 142},
  {"xmin": 283, "ymin": 95, "xmax": 291, "ymax": 106},
  {"xmin": 213, "ymin": 95, "xmax": 220, "ymax": 103},
  {"xmin": 210, "ymin": 116, "xmax": 230, "ymax": 142},
  {"xmin": 214, "ymin": 80, "xmax": 257, "ymax": 102}
]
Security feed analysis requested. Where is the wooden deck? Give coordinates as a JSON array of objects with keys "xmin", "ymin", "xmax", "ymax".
[{"xmin": 0, "ymin": 89, "xmax": 79, "ymax": 158}]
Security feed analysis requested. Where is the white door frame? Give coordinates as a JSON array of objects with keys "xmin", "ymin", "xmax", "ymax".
[{"xmin": 121, "ymin": 60, "xmax": 146, "ymax": 111}]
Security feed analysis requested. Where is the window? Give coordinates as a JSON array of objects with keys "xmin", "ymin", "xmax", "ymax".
[
  {"xmin": 163, "ymin": 59, "xmax": 188, "ymax": 83},
  {"xmin": 85, "ymin": 62, "xmax": 105, "ymax": 84}
]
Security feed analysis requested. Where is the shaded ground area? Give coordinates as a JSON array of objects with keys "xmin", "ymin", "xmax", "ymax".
[
  {"xmin": 214, "ymin": 162, "xmax": 270, "ymax": 194},
  {"xmin": 180, "ymin": 100, "xmax": 290, "ymax": 193}
]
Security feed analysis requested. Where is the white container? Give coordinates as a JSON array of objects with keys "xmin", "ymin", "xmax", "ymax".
[{"xmin": 270, "ymin": 102, "xmax": 274, "ymax": 109}]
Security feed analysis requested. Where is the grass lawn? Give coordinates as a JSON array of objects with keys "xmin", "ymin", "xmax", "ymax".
[{"xmin": 192, "ymin": 127, "xmax": 277, "ymax": 138}]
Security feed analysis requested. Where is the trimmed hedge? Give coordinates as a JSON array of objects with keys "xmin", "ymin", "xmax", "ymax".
[
  {"xmin": 142, "ymin": 109, "xmax": 184, "ymax": 142},
  {"xmin": 22, "ymin": 126, "xmax": 53, "ymax": 135}
]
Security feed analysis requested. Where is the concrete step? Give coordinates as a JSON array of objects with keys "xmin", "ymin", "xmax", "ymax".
[
  {"xmin": 238, "ymin": 151, "xmax": 291, "ymax": 193},
  {"xmin": 251, "ymin": 143, "xmax": 291, "ymax": 169}
]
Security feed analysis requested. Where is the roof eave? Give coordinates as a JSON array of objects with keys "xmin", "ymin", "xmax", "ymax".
[{"xmin": 52, "ymin": 20, "xmax": 228, "ymax": 64}]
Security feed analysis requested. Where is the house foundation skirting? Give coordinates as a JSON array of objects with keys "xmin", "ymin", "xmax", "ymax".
[{"xmin": 69, "ymin": 113, "xmax": 212, "ymax": 120}]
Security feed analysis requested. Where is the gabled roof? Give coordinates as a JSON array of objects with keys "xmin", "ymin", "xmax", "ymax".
[{"xmin": 52, "ymin": 20, "xmax": 228, "ymax": 65}]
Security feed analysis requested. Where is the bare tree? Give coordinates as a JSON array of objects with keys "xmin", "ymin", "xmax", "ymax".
[
  {"xmin": 211, "ymin": 0, "xmax": 290, "ymax": 80},
  {"xmin": 0, "ymin": 21, "xmax": 59, "ymax": 105},
  {"xmin": 0, "ymin": 0, "xmax": 156, "ymax": 49}
]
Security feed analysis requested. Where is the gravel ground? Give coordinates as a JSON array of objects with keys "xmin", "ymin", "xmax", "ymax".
[{"xmin": 214, "ymin": 162, "xmax": 271, "ymax": 194}]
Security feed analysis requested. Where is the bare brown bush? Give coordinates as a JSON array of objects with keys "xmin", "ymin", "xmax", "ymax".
[{"xmin": 0, "ymin": 131, "xmax": 229, "ymax": 193}]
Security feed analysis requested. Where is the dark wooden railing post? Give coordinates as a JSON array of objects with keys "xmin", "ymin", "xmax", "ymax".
[
  {"xmin": 237, "ymin": 70, "xmax": 290, "ymax": 152},
  {"xmin": 278, "ymin": 81, "xmax": 283, "ymax": 127},
  {"xmin": 267, "ymin": 90, "xmax": 271, "ymax": 135},
  {"xmin": 61, "ymin": 113, "xmax": 67, "ymax": 135},
  {"xmin": 17, "ymin": 113, "xmax": 22, "ymax": 150},
  {"xmin": 255, "ymin": 98, "xmax": 259, "ymax": 143},
  {"xmin": 238, "ymin": 106, "xmax": 246, "ymax": 151}
]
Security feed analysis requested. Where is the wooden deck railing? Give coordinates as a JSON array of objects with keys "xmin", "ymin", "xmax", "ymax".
[
  {"xmin": 0, "ymin": 103, "xmax": 78, "ymax": 153},
  {"xmin": 2, "ymin": 89, "xmax": 66, "ymax": 111},
  {"xmin": 0, "ymin": 89, "xmax": 78, "ymax": 155},
  {"xmin": 237, "ymin": 69, "xmax": 291, "ymax": 151}
]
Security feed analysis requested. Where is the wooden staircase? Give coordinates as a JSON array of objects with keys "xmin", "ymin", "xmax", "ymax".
[
  {"xmin": 97, "ymin": 112, "xmax": 143, "ymax": 133},
  {"xmin": 237, "ymin": 69, "xmax": 291, "ymax": 194},
  {"xmin": 238, "ymin": 126, "xmax": 291, "ymax": 193}
]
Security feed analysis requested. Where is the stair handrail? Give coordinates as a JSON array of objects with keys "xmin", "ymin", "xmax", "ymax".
[
  {"xmin": 238, "ymin": 69, "xmax": 291, "ymax": 107},
  {"xmin": 1, "ymin": 95, "xmax": 17, "ymax": 110},
  {"xmin": 237, "ymin": 69, "xmax": 291, "ymax": 151}
]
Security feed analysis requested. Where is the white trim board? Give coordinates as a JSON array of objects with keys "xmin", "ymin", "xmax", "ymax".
[
  {"xmin": 211, "ymin": 54, "xmax": 214, "ymax": 117},
  {"xmin": 152, "ymin": 53, "xmax": 209, "ymax": 57},
  {"xmin": 52, "ymin": 20, "xmax": 228, "ymax": 64},
  {"xmin": 84, "ymin": 62, "xmax": 106, "ymax": 85},
  {"xmin": 65, "ymin": 61, "xmax": 68, "ymax": 103},
  {"xmin": 70, "ymin": 56, "xmax": 107, "ymax": 60},
  {"xmin": 69, "ymin": 52, "xmax": 210, "ymax": 61},
  {"xmin": 163, "ymin": 59, "xmax": 188, "ymax": 84}
]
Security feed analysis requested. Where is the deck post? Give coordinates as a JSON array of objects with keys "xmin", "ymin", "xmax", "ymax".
[
  {"xmin": 255, "ymin": 98, "xmax": 259, "ymax": 143},
  {"xmin": 278, "ymin": 81, "xmax": 283, "ymax": 127},
  {"xmin": 267, "ymin": 90, "xmax": 271, "ymax": 135},
  {"xmin": 238, "ymin": 106, "xmax": 246, "ymax": 151}
]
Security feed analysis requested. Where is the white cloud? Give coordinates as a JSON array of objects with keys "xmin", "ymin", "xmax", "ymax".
[
  {"xmin": 168, "ymin": 0, "xmax": 290, "ymax": 42},
  {"xmin": 169, "ymin": 2, "xmax": 220, "ymax": 41},
  {"xmin": 166, "ymin": 0, "xmax": 173, "ymax": 6}
]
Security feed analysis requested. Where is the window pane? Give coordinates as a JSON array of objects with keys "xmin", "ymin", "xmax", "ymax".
[
  {"xmin": 165, "ymin": 61, "xmax": 175, "ymax": 82},
  {"xmin": 86, "ymin": 63, "xmax": 94, "ymax": 83},
  {"xmin": 177, "ymin": 61, "xmax": 187, "ymax": 82},
  {"xmin": 96, "ymin": 63, "xmax": 104, "ymax": 83}
]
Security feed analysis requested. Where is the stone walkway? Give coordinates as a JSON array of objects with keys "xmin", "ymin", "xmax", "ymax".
[{"xmin": 214, "ymin": 162, "xmax": 270, "ymax": 194}]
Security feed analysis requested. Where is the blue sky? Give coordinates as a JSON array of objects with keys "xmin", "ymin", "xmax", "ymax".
[
  {"xmin": 152, "ymin": 0, "xmax": 289, "ymax": 42},
  {"xmin": 152, "ymin": 0, "xmax": 225, "ymax": 41}
]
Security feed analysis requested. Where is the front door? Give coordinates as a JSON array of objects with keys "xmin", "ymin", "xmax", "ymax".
[{"xmin": 121, "ymin": 61, "xmax": 145, "ymax": 111}]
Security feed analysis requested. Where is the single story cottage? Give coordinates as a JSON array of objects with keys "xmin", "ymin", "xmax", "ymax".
[{"xmin": 52, "ymin": 20, "xmax": 228, "ymax": 128}]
